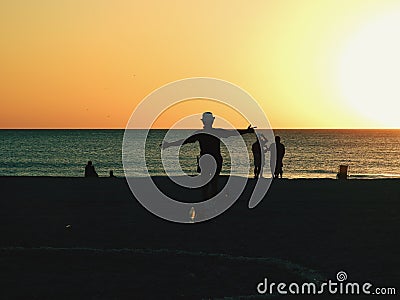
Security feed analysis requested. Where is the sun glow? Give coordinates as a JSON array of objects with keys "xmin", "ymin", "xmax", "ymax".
[
  {"xmin": 339, "ymin": 11, "xmax": 400, "ymax": 128},
  {"xmin": 3, "ymin": 1, "xmax": 400, "ymax": 128}
]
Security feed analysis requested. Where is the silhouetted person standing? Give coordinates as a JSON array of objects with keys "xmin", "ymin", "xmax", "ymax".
[
  {"xmin": 252, "ymin": 134, "xmax": 268, "ymax": 178},
  {"xmin": 269, "ymin": 136, "xmax": 285, "ymax": 178},
  {"xmin": 162, "ymin": 112, "xmax": 254, "ymax": 199},
  {"xmin": 109, "ymin": 170, "xmax": 116, "ymax": 178},
  {"xmin": 84, "ymin": 161, "xmax": 98, "ymax": 177}
]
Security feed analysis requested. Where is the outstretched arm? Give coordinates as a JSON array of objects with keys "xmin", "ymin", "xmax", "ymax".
[
  {"xmin": 218, "ymin": 125, "xmax": 255, "ymax": 138},
  {"xmin": 161, "ymin": 139, "xmax": 185, "ymax": 150},
  {"xmin": 238, "ymin": 125, "xmax": 255, "ymax": 135},
  {"xmin": 259, "ymin": 134, "xmax": 268, "ymax": 143},
  {"xmin": 259, "ymin": 134, "xmax": 270, "ymax": 152}
]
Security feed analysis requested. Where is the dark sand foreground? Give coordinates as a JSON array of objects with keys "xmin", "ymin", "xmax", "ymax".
[{"xmin": 0, "ymin": 177, "xmax": 399, "ymax": 299}]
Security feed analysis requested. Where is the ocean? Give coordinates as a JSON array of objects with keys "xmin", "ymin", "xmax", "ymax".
[{"xmin": 1, "ymin": 129, "xmax": 400, "ymax": 179}]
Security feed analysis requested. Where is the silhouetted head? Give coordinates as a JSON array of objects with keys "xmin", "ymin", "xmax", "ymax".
[
  {"xmin": 87, "ymin": 161, "xmax": 92, "ymax": 166},
  {"xmin": 201, "ymin": 112, "xmax": 215, "ymax": 128},
  {"xmin": 275, "ymin": 136, "xmax": 281, "ymax": 143}
]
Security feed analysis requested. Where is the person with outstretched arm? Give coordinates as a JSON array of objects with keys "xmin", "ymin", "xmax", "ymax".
[{"xmin": 162, "ymin": 112, "xmax": 254, "ymax": 199}]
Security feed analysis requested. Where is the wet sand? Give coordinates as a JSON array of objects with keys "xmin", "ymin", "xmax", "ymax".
[{"xmin": 0, "ymin": 177, "xmax": 399, "ymax": 299}]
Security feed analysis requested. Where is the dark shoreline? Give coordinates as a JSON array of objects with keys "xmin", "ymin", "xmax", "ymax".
[{"xmin": 0, "ymin": 177, "xmax": 399, "ymax": 299}]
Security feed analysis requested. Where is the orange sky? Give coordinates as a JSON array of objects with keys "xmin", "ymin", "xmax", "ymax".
[{"xmin": 1, "ymin": 0, "xmax": 400, "ymax": 128}]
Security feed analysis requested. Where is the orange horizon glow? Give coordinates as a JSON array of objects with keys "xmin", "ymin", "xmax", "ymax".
[{"xmin": 1, "ymin": 0, "xmax": 400, "ymax": 129}]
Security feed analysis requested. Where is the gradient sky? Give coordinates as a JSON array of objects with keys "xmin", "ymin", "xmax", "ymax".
[{"xmin": 1, "ymin": 0, "xmax": 400, "ymax": 128}]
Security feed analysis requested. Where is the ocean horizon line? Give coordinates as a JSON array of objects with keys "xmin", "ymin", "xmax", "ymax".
[
  {"xmin": 1, "ymin": 175, "xmax": 400, "ymax": 180},
  {"xmin": 2, "ymin": 129, "xmax": 399, "ymax": 179},
  {"xmin": 1, "ymin": 128, "xmax": 400, "ymax": 130}
]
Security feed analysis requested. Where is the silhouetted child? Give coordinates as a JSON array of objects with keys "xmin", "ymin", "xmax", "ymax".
[
  {"xmin": 84, "ymin": 161, "xmax": 98, "ymax": 177},
  {"xmin": 252, "ymin": 134, "xmax": 268, "ymax": 178}
]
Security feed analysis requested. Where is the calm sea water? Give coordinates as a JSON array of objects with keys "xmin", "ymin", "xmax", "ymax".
[{"xmin": 1, "ymin": 129, "xmax": 400, "ymax": 179}]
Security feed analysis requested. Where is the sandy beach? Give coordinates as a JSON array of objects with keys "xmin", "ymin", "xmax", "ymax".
[{"xmin": 0, "ymin": 177, "xmax": 399, "ymax": 299}]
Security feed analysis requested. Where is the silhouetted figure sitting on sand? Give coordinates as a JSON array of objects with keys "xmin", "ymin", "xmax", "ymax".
[
  {"xmin": 252, "ymin": 134, "xmax": 268, "ymax": 178},
  {"xmin": 109, "ymin": 170, "xmax": 116, "ymax": 178},
  {"xmin": 162, "ymin": 112, "xmax": 254, "ymax": 199},
  {"xmin": 84, "ymin": 161, "xmax": 98, "ymax": 177},
  {"xmin": 269, "ymin": 136, "xmax": 285, "ymax": 178}
]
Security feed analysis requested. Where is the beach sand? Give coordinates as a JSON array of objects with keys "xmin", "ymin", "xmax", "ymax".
[{"xmin": 0, "ymin": 177, "xmax": 399, "ymax": 299}]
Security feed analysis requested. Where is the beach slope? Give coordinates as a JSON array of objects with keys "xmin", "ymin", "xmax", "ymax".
[{"xmin": 0, "ymin": 177, "xmax": 399, "ymax": 298}]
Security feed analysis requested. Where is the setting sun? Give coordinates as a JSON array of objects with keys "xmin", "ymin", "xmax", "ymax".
[{"xmin": 338, "ymin": 10, "xmax": 400, "ymax": 128}]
